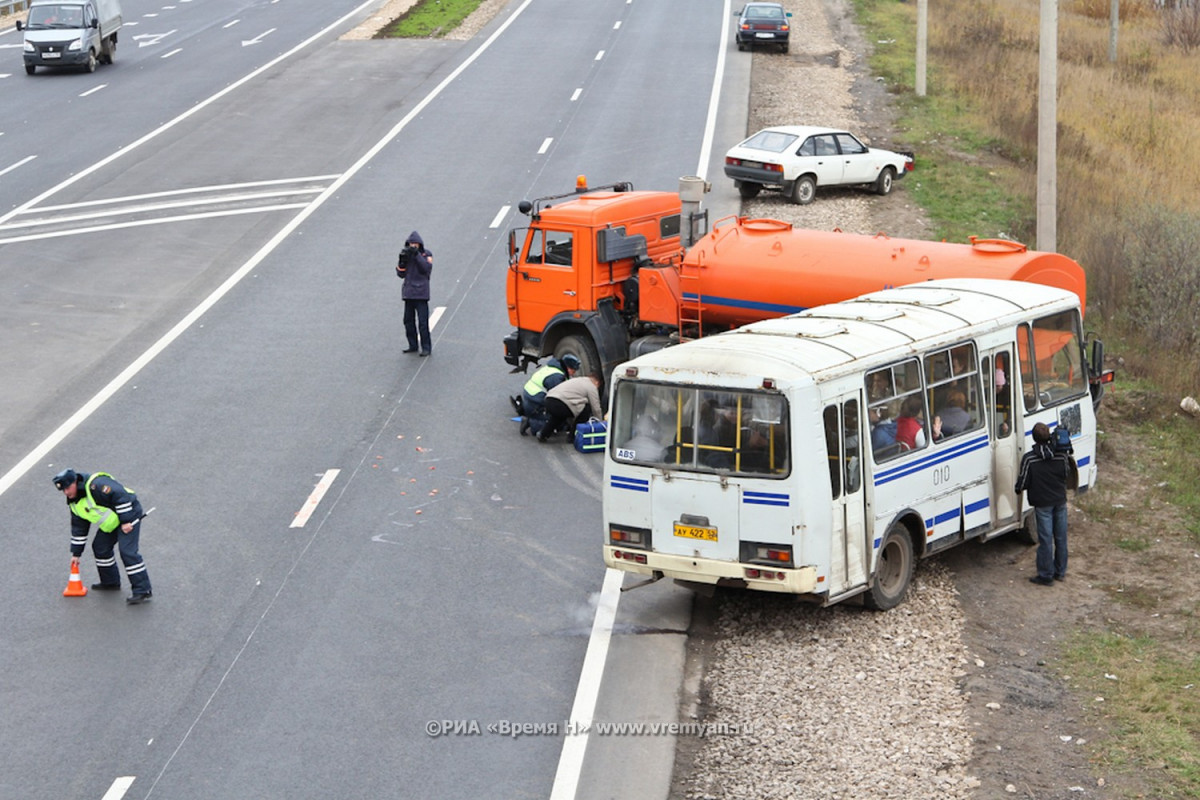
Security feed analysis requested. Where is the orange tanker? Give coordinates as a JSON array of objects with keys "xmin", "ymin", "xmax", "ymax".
[{"xmin": 503, "ymin": 179, "xmax": 1088, "ymax": 386}]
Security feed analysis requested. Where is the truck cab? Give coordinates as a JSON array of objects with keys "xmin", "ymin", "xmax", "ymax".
[
  {"xmin": 17, "ymin": 0, "xmax": 121, "ymax": 74},
  {"xmin": 504, "ymin": 179, "xmax": 686, "ymax": 378}
]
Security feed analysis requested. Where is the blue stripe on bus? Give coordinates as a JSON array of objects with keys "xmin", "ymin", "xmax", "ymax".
[
  {"xmin": 743, "ymin": 491, "xmax": 790, "ymax": 507},
  {"xmin": 874, "ymin": 435, "xmax": 991, "ymax": 486},
  {"xmin": 965, "ymin": 497, "xmax": 990, "ymax": 515},
  {"xmin": 682, "ymin": 292, "xmax": 807, "ymax": 316},
  {"xmin": 610, "ymin": 475, "xmax": 649, "ymax": 492}
]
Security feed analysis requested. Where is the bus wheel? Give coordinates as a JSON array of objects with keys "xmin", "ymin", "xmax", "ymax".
[
  {"xmin": 555, "ymin": 334, "xmax": 600, "ymax": 380},
  {"xmin": 1015, "ymin": 512, "xmax": 1037, "ymax": 546},
  {"xmin": 864, "ymin": 524, "xmax": 914, "ymax": 610}
]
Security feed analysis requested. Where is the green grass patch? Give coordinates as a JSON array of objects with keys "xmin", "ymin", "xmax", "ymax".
[
  {"xmin": 851, "ymin": 0, "xmax": 1033, "ymax": 243},
  {"xmin": 1063, "ymin": 632, "xmax": 1200, "ymax": 797},
  {"xmin": 378, "ymin": 0, "xmax": 482, "ymax": 38}
]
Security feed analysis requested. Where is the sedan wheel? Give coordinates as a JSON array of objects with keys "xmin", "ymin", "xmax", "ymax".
[
  {"xmin": 875, "ymin": 166, "xmax": 895, "ymax": 196},
  {"xmin": 789, "ymin": 175, "xmax": 816, "ymax": 205}
]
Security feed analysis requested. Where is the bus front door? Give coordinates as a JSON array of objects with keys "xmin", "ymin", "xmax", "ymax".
[
  {"xmin": 826, "ymin": 398, "xmax": 868, "ymax": 594},
  {"xmin": 985, "ymin": 346, "xmax": 1020, "ymax": 529}
]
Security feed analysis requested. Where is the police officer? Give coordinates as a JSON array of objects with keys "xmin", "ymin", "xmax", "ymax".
[
  {"xmin": 54, "ymin": 469, "xmax": 153, "ymax": 604},
  {"xmin": 513, "ymin": 354, "xmax": 579, "ymax": 435}
]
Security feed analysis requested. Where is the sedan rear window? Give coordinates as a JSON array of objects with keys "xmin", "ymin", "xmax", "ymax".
[{"xmin": 741, "ymin": 130, "xmax": 799, "ymax": 153}]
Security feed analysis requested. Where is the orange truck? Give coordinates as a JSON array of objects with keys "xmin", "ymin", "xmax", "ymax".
[{"xmin": 503, "ymin": 178, "xmax": 1092, "ymax": 391}]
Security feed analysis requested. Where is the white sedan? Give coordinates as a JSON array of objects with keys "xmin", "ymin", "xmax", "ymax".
[{"xmin": 724, "ymin": 125, "xmax": 914, "ymax": 204}]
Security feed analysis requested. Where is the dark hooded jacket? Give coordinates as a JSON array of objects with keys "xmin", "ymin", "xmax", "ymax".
[
  {"xmin": 1014, "ymin": 441, "xmax": 1070, "ymax": 507},
  {"xmin": 401, "ymin": 230, "xmax": 432, "ymax": 301}
]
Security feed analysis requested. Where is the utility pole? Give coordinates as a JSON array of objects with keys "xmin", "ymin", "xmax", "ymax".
[
  {"xmin": 1109, "ymin": 0, "xmax": 1119, "ymax": 63},
  {"xmin": 1037, "ymin": 0, "xmax": 1057, "ymax": 252},
  {"xmin": 916, "ymin": 0, "xmax": 927, "ymax": 96}
]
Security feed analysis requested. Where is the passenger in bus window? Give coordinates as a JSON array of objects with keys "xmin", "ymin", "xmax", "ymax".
[
  {"xmin": 869, "ymin": 406, "xmax": 897, "ymax": 454},
  {"xmin": 620, "ymin": 415, "xmax": 665, "ymax": 463},
  {"xmin": 896, "ymin": 396, "xmax": 942, "ymax": 450},
  {"xmin": 867, "ymin": 371, "xmax": 891, "ymax": 403},
  {"xmin": 936, "ymin": 390, "xmax": 972, "ymax": 437}
]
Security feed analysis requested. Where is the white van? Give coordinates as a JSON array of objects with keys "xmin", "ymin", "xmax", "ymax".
[
  {"xmin": 603, "ymin": 279, "xmax": 1109, "ymax": 609},
  {"xmin": 16, "ymin": 0, "xmax": 122, "ymax": 75}
]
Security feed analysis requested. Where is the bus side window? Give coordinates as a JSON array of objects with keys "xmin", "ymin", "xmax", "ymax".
[
  {"xmin": 843, "ymin": 399, "xmax": 861, "ymax": 494},
  {"xmin": 823, "ymin": 405, "xmax": 841, "ymax": 499}
]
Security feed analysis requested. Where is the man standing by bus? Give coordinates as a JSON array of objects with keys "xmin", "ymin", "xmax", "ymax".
[{"xmin": 1014, "ymin": 422, "xmax": 1071, "ymax": 585}]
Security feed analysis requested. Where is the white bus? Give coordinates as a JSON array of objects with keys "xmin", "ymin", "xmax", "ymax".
[{"xmin": 602, "ymin": 279, "xmax": 1108, "ymax": 609}]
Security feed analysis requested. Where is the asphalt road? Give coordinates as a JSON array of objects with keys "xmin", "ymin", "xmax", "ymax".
[{"xmin": 0, "ymin": 1, "xmax": 749, "ymax": 797}]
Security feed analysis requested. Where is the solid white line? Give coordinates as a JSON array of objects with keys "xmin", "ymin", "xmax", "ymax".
[
  {"xmin": 488, "ymin": 205, "xmax": 510, "ymax": 229},
  {"xmin": 79, "ymin": 84, "xmax": 107, "ymax": 97},
  {"xmin": 289, "ymin": 469, "xmax": 340, "ymax": 528},
  {"xmin": 549, "ymin": 569, "xmax": 623, "ymax": 800},
  {"xmin": 695, "ymin": 0, "xmax": 732, "ymax": 181},
  {"xmin": 0, "ymin": 203, "xmax": 310, "ymax": 245},
  {"xmin": 537, "ymin": 137, "xmax": 553, "ymax": 154},
  {"xmin": 0, "ymin": 155, "xmax": 35, "ymax": 178},
  {"xmin": 100, "ymin": 776, "xmax": 136, "ymax": 800}
]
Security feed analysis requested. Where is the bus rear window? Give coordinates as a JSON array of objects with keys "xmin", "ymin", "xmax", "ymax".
[{"xmin": 611, "ymin": 382, "xmax": 789, "ymax": 477}]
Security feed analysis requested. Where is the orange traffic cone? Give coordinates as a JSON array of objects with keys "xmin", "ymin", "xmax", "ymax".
[{"xmin": 63, "ymin": 561, "xmax": 88, "ymax": 597}]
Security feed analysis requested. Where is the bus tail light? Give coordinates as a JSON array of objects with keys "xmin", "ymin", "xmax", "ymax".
[
  {"xmin": 741, "ymin": 541, "xmax": 793, "ymax": 566},
  {"xmin": 612, "ymin": 549, "xmax": 648, "ymax": 565},
  {"xmin": 745, "ymin": 568, "xmax": 787, "ymax": 581},
  {"xmin": 610, "ymin": 524, "xmax": 651, "ymax": 549}
]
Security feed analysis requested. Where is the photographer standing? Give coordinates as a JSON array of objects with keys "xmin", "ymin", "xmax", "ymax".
[{"xmin": 397, "ymin": 231, "xmax": 433, "ymax": 356}]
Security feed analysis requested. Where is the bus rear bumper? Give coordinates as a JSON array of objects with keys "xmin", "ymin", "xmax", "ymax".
[{"xmin": 604, "ymin": 546, "xmax": 820, "ymax": 595}]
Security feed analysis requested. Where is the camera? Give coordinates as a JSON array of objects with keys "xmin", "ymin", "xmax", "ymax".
[{"xmin": 397, "ymin": 244, "xmax": 418, "ymax": 278}]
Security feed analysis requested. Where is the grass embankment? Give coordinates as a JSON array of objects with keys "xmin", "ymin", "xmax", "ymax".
[
  {"xmin": 850, "ymin": 1, "xmax": 1200, "ymax": 795},
  {"xmin": 377, "ymin": 0, "xmax": 480, "ymax": 38}
]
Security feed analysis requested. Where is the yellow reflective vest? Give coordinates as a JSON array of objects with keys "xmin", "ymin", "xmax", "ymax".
[
  {"xmin": 68, "ymin": 472, "xmax": 124, "ymax": 533},
  {"xmin": 523, "ymin": 364, "xmax": 564, "ymax": 397}
]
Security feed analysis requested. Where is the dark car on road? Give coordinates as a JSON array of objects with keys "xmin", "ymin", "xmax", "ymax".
[{"xmin": 735, "ymin": 2, "xmax": 791, "ymax": 53}]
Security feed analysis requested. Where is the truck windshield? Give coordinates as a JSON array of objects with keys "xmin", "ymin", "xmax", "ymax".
[
  {"xmin": 612, "ymin": 381, "xmax": 789, "ymax": 477},
  {"xmin": 29, "ymin": 6, "xmax": 83, "ymax": 26}
]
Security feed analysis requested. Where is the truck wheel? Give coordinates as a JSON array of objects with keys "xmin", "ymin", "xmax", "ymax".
[
  {"xmin": 85, "ymin": 50, "xmax": 97, "ymax": 73},
  {"xmin": 863, "ymin": 523, "xmax": 914, "ymax": 610},
  {"xmin": 789, "ymin": 175, "xmax": 816, "ymax": 205},
  {"xmin": 875, "ymin": 166, "xmax": 895, "ymax": 196},
  {"xmin": 555, "ymin": 334, "xmax": 601, "ymax": 382},
  {"xmin": 736, "ymin": 181, "xmax": 761, "ymax": 200},
  {"xmin": 102, "ymin": 36, "xmax": 116, "ymax": 64},
  {"xmin": 25, "ymin": 64, "xmax": 35, "ymax": 75}
]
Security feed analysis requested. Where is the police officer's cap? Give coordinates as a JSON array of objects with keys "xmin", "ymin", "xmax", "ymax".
[
  {"xmin": 53, "ymin": 469, "xmax": 77, "ymax": 491},
  {"xmin": 561, "ymin": 354, "xmax": 581, "ymax": 371}
]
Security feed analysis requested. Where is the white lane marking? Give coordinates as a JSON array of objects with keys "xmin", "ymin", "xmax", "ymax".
[
  {"xmin": 549, "ymin": 569, "xmax": 623, "ymax": 800},
  {"xmin": 23, "ymin": 175, "xmax": 342, "ymax": 213},
  {"xmin": 570, "ymin": 87, "xmax": 581, "ymax": 101},
  {"xmin": 133, "ymin": 30, "xmax": 176, "ymax": 47},
  {"xmin": 488, "ymin": 206, "xmax": 510, "ymax": 229},
  {"xmin": 4, "ymin": 188, "xmax": 325, "ymax": 230},
  {"xmin": 613, "ymin": 21, "xmax": 621, "ymax": 30},
  {"xmin": 428, "ymin": 305, "xmax": 446, "ymax": 331},
  {"xmin": 223, "ymin": 19, "xmax": 240, "ymax": 28},
  {"xmin": 101, "ymin": 776, "xmax": 136, "ymax": 800},
  {"xmin": 537, "ymin": 137, "xmax": 553, "ymax": 155},
  {"xmin": 594, "ymin": 50, "xmax": 604, "ymax": 61},
  {"xmin": 695, "ymin": 0, "xmax": 732, "ymax": 180},
  {"xmin": 290, "ymin": 469, "xmax": 340, "ymax": 528},
  {"xmin": 0, "ymin": 155, "xmax": 36, "ymax": 179},
  {"xmin": 0, "ymin": 0, "xmax": 381, "ymax": 229},
  {"xmin": 0, "ymin": 203, "xmax": 310, "ymax": 245},
  {"xmin": 79, "ymin": 84, "xmax": 107, "ymax": 97},
  {"xmin": 242, "ymin": 28, "xmax": 276, "ymax": 47},
  {"xmin": 161, "ymin": 48, "xmax": 182, "ymax": 59}
]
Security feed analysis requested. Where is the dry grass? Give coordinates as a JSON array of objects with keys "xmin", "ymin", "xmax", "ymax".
[{"xmin": 905, "ymin": 0, "xmax": 1200, "ymax": 394}]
